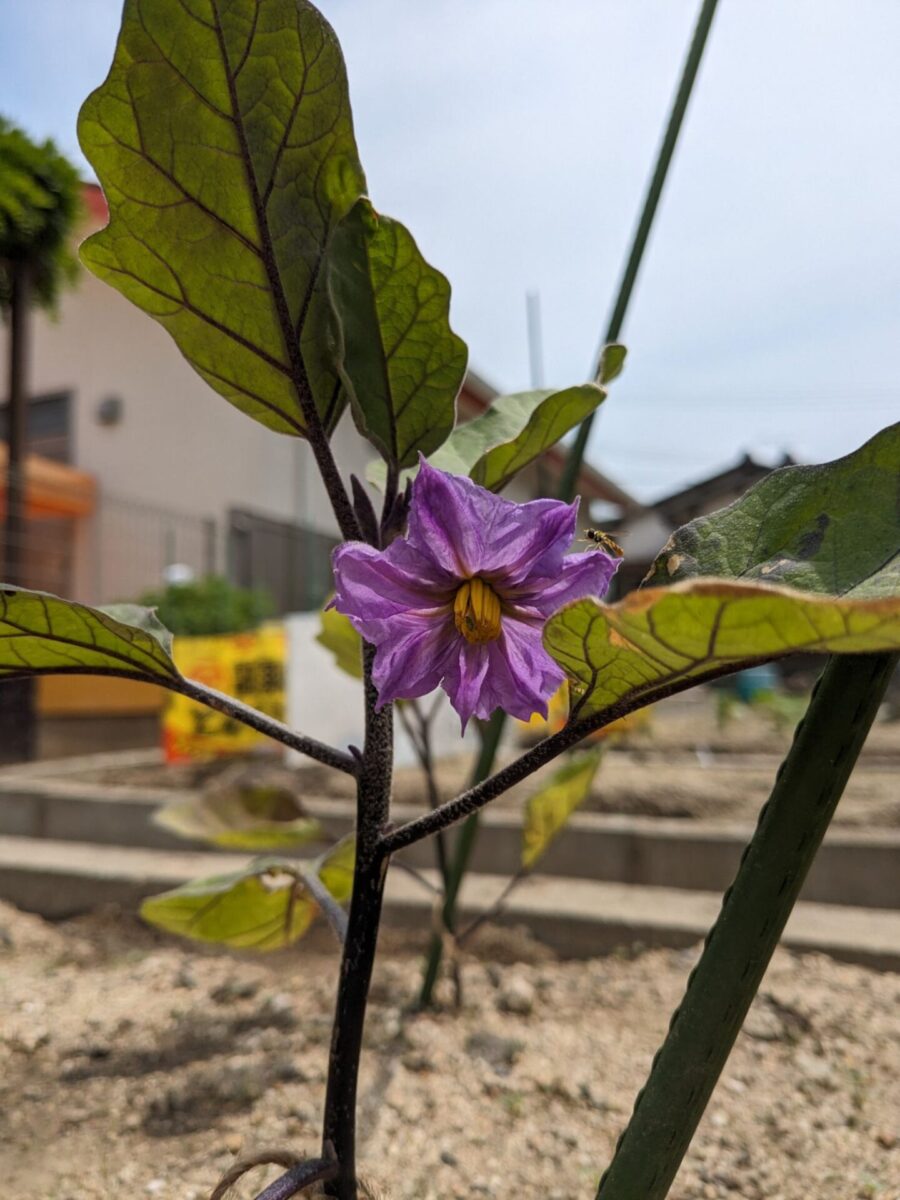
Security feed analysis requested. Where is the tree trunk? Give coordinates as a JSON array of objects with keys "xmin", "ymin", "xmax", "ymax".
[{"xmin": 1, "ymin": 260, "xmax": 37, "ymax": 763}]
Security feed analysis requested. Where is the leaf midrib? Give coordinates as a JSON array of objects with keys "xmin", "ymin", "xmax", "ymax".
[{"xmin": 209, "ymin": 0, "xmax": 322, "ymax": 435}]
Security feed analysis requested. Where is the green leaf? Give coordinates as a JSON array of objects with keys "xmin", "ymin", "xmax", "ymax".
[
  {"xmin": 153, "ymin": 766, "xmax": 323, "ymax": 850},
  {"xmin": 78, "ymin": 0, "xmax": 366, "ymax": 437},
  {"xmin": 545, "ymin": 581, "xmax": 900, "ymax": 720},
  {"xmin": 548, "ymin": 427, "xmax": 900, "ymax": 722},
  {"xmin": 597, "ymin": 342, "xmax": 627, "ymax": 385},
  {"xmin": 316, "ymin": 605, "xmax": 363, "ymax": 679},
  {"xmin": 100, "ymin": 603, "xmax": 175, "ymax": 657},
  {"xmin": 0, "ymin": 587, "xmax": 178, "ymax": 681},
  {"xmin": 430, "ymin": 384, "xmax": 607, "ymax": 492},
  {"xmin": 368, "ymin": 383, "xmax": 607, "ymax": 493},
  {"xmin": 522, "ymin": 750, "xmax": 601, "ymax": 870},
  {"xmin": 317, "ymin": 835, "xmax": 355, "ymax": 904},
  {"xmin": 645, "ymin": 423, "xmax": 899, "ymax": 599},
  {"xmin": 141, "ymin": 857, "xmax": 316, "ymax": 950},
  {"xmin": 329, "ymin": 199, "xmax": 467, "ymax": 469}
]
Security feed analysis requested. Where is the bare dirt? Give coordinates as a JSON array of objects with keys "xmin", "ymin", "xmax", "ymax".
[{"xmin": 1, "ymin": 900, "xmax": 898, "ymax": 1200}]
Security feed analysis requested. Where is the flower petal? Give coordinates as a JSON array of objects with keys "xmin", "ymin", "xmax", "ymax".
[
  {"xmin": 331, "ymin": 541, "xmax": 450, "ymax": 632},
  {"xmin": 381, "ymin": 534, "xmax": 459, "ymax": 591},
  {"xmin": 439, "ymin": 616, "xmax": 564, "ymax": 729},
  {"xmin": 442, "ymin": 639, "xmax": 492, "ymax": 730},
  {"xmin": 369, "ymin": 612, "xmax": 458, "ymax": 706},
  {"xmin": 483, "ymin": 617, "xmax": 564, "ymax": 723},
  {"xmin": 511, "ymin": 549, "xmax": 620, "ymax": 617},
  {"xmin": 405, "ymin": 458, "xmax": 488, "ymax": 576},
  {"xmin": 480, "ymin": 497, "xmax": 580, "ymax": 584},
  {"xmin": 407, "ymin": 457, "xmax": 580, "ymax": 583}
]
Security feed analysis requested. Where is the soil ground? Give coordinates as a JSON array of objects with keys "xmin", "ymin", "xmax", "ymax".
[{"xmin": 1, "ymin": 900, "xmax": 898, "ymax": 1200}]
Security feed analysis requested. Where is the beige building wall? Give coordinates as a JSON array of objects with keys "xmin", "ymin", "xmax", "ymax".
[{"xmin": 0, "ymin": 265, "xmax": 376, "ymax": 604}]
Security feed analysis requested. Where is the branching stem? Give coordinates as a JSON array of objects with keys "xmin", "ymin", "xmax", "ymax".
[
  {"xmin": 385, "ymin": 658, "xmax": 761, "ymax": 856},
  {"xmin": 172, "ymin": 677, "xmax": 358, "ymax": 775}
]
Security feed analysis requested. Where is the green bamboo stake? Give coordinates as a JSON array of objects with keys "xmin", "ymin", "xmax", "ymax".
[
  {"xmin": 595, "ymin": 651, "xmax": 898, "ymax": 1200},
  {"xmin": 417, "ymin": 0, "xmax": 721, "ymax": 1008},
  {"xmin": 418, "ymin": 711, "xmax": 504, "ymax": 1006},
  {"xmin": 558, "ymin": 0, "xmax": 720, "ymax": 502}
]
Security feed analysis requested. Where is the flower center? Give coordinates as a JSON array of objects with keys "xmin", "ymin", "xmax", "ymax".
[{"xmin": 453, "ymin": 577, "xmax": 502, "ymax": 645}]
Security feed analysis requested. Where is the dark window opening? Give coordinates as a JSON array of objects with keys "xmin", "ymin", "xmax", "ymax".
[
  {"xmin": 0, "ymin": 391, "xmax": 73, "ymax": 463},
  {"xmin": 228, "ymin": 509, "xmax": 338, "ymax": 615}
]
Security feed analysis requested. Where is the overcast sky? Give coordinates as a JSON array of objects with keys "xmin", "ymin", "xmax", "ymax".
[{"xmin": 2, "ymin": 1, "xmax": 898, "ymax": 500}]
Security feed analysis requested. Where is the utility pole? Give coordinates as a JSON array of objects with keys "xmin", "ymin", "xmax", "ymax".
[{"xmin": 526, "ymin": 290, "xmax": 545, "ymax": 389}]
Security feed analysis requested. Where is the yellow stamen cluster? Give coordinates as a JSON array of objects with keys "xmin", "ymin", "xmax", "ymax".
[{"xmin": 453, "ymin": 577, "xmax": 502, "ymax": 645}]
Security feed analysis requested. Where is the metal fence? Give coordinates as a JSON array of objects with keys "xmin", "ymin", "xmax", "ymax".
[
  {"xmin": 228, "ymin": 507, "xmax": 338, "ymax": 614},
  {"xmin": 1, "ymin": 490, "xmax": 337, "ymax": 615},
  {"xmin": 92, "ymin": 494, "xmax": 219, "ymax": 604},
  {"xmin": 0, "ymin": 516, "xmax": 76, "ymax": 596}
]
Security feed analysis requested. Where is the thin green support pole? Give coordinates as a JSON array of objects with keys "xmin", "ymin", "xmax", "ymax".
[
  {"xmin": 558, "ymin": 0, "xmax": 720, "ymax": 502},
  {"xmin": 418, "ymin": 711, "xmax": 504, "ymax": 1006},
  {"xmin": 595, "ymin": 651, "xmax": 898, "ymax": 1200},
  {"xmin": 418, "ymin": 0, "xmax": 721, "ymax": 1008}
]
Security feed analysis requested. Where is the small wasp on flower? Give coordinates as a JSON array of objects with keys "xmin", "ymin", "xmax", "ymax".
[{"xmin": 582, "ymin": 528, "xmax": 624, "ymax": 558}]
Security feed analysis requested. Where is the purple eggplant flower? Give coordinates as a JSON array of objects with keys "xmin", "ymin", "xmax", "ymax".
[{"xmin": 331, "ymin": 459, "xmax": 620, "ymax": 730}]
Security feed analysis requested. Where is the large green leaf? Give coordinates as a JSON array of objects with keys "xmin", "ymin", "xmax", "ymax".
[
  {"xmin": 545, "ymin": 581, "xmax": 900, "ymax": 720},
  {"xmin": 154, "ymin": 766, "xmax": 323, "ymax": 850},
  {"xmin": 369, "ymin": 382, "xmax": 609, "ymax": 493},
  {"xmin": 141, "ymin": 857, "xmax": 317, "ymax": 950},
  {"xmin": 141, "ymin": 840, "xmax": 355, "ymax": 949},
  {"xmin": 329, "ymin": 199, "xmax": 467, "ymax": 469},
  {"xmin": 522, "ymin": 750, "xmax": 601, "ymax": 870},
  {"xmin": 645, "ymin": 423, "xmax": 899, "ymax": 599},
  {"xmin": 548, "ymin": 426, "xmax": 900, "ymax": 722},
  {"xmin": 78, "ymin": 0, "xmax": 366, "ymax": 436},
  {"xmin": 0, "ymin": 587, "xmax": 178, "ymax": 681},
  {"xmin": 316, "ymin": 605, "xmax": 363, "ymax": 680},
  {"xmin": 429, "ymin": 384, "xmax": 607, "ymax": 492}
]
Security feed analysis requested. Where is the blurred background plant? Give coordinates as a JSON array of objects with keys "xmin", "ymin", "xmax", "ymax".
[
  {"xmin": 714, "ymin": 666, "xmax": 810, "ymax": 735},
  {"xmin": 137, "ymin": 575, "xmax": 273, "ymax": 638}
]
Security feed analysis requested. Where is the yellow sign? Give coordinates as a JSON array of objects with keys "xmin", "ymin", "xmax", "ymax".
[{"xmin": 163, "ymin": 625, "xmax": 287, "ymax": 761}]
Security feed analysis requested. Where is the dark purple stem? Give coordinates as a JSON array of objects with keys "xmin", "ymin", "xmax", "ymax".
[
  {"xmin": 173, "ymin": 677, "xmax": 358, "ymax": 775},
  {"xmin": 251, "ymin": 1158, "xmax": 339, "ymax": 1200},
  {"xmin": 321, "ymin": 643, "xmax": 393, "ymax": 1198}
]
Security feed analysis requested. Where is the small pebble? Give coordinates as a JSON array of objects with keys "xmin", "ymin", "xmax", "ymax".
[{"xmin": 497, "ymin": 975, "xmax": 535, "ymax": 1016}]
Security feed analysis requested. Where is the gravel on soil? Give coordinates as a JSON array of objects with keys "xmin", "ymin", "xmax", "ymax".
[{"xmin": 1, "ymin": 900, "xmax": 898, "ymax": 1200}]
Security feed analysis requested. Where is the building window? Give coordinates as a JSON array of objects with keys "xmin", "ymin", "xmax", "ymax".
[
  {"xmin": 0, "ymin": 390, "xmax": 72, "ymax": 463},
  {"xmin": 228, "ymin": 509, "xmax": 338, "ymax": 615}
]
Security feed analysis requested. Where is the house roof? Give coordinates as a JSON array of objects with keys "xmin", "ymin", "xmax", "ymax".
[{"xmin": 653, "ymin": 451, "xmax": 795, "ymax": 525}]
